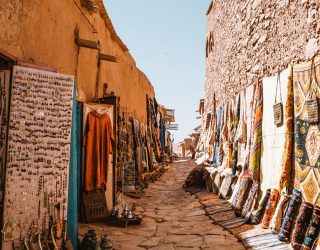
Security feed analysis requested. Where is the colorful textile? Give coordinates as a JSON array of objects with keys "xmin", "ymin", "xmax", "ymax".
[
  {"xmin": 270, "ymin": 189, "xmax": 290, "ymax": 234},
  {"xmin": 261, "ymin": 68, "xmax": 290, "ymax": 194},
  {"xmin": 230, "ymin": 85, "xmax": 255, "ymax": 207},
  {"xmin": 235, "ymin": 176, "xmax": 253, "ymax": 214},
  {"xmin": 230, "ymin": 95, "xmax": 241, "ymax": 174},
  {"xmin": 230, "ymin": 141, "xmax": 239, "ymax": 175},
  {"xmin": 243, "ymin": 233, "xmax": 290, "ymax": 250},
  {"xmin": 212, "ymin": 171, "xmax": 222, "ymax": 194},
  {"xmin": 219, "ymin": 168, "xmax": 233, "ymax": 199},
  {"xmin": 218, "ymin": 108, "xmax": 225, "ymax": 165},
  {"xmin": 230, "ymin": 174, "xmax": 242, "ymax": 208},
  {"xmin": 236, "ymin": 91, "xmax": 247, "ymax": 144},
  {"xmin": 302, "ymin": 205, "xmax": 320, "ymax": 250},
  {"xmin": 279, "ymin": 66, "xmax": 294, "ymax": 191},
  {"xmin": 293, "ymin": 57, "xmax": 320, "ymax": 205},
  {"xmin": 239, "ymin": 82, "xmax": 264, "ymax": 221},
  {"xmin": 213, "ymin": 108, "xmax": 223, "ymax": 164},
  {"xmin": 219, "ymin": 217, "xmax": 247, "ymax": 229},
  {"xmin": 241, "ymin": 181, "xmax": 259, "ymax": 220},
  {"xmin": 278, "ymin": 189, "xmax": 302, "ymax": 242},
  {"xmin": 251, "ymin": 189, "xmax": 271, "ymax": 225},
  {"xmin": 291, "ymin": 202, "xmax": 314, "ymax": 249},
  {"xmin": 262, "ymin": 189, "xmax": 279, "ymax": 229},
  {"xmin": 249, "ymin": 81, "xmax": 263, "ymax": 182}
]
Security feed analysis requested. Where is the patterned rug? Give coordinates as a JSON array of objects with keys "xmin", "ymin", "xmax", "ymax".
[
  {"xmin": 219, "ymin": 217, "xmax": 247, "ymax": 229},
  {"xmin": 243, "ymin": 234, "xmax": 290, "ymax": 249},
  {"xmin": 293, "ymin": 56, "xmax": 320, "ymax": 206}
]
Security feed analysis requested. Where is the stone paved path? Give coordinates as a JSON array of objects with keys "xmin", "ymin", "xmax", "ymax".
[{"xmin": 79, "ymin": 159, "xmax": 246, "ymax": 249}]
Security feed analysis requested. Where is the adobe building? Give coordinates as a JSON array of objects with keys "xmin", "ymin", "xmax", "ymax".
[
  {"xmin": 0, "ymin": 1, "xmax": 164, "ymax": 248},
  {"xmin": 0, "ymin": 0, "xmax": 155, "ymax": 123},
  {"xmin": 204, "ymin": 0, "xmax": 320, "ymax": 113}
]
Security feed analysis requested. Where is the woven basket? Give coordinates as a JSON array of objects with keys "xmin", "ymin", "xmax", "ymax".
[
  {"xmin": 273, "ymin": 102, "xmax": 283, "ymax": 126},
  {"xmin": 306, "ymin": 92, "xmax": 319, "ymax": 124}
]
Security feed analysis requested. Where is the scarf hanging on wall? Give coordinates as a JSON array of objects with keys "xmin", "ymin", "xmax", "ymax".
[
  {"xmin": 278, "ymin": 189, "xmax": 302, "ymax": 242},
  {"xmin": 218, "ymin": 107, "xmax": 225, "ymax": 165},
  {"xmin": 302, "ymin": 205, "xmax": 320, "ymax": 250},
  {"xmin": 213, "ymin": 108, "xmax": 223, "ymax": 164},
  {"xmin": 236, "ymin": 91, "xmax": 247, "ymax": 144},
  {"xmin": 230, "ymin": 95, "xmax": 241, "ymax": 175},
  {"xmin": 279, "ymin": 66, "xmax": 294, "ymax": 192},
  {"xmin": 238, "ymin": 81, "xmax": 263, "ymax": 218},
  {"xmin": 291, "ymin": 202, "xmax": 314, "ymax": 249},
  {"xmin": 269, "ymin": 189, "xmax": 290, "ymax": 234},
  {"xmin": 230, "ymin": 84, "xmax": 256, "ymax": 208},
  {"xmin": 249, "ymin": 81, "xmax": 263, "ymax": 182},
  {"xmin": 251, "ymin": 188, "xmax": 271, "ymax": 225},
  {"xmin": 261, "ymin": 188, "xmax": 279, "ymax": 229}
]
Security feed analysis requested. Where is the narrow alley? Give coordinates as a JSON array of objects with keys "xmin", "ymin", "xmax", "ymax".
[
  {"xmin": 2, "ymin": 0, "xmax": 320, "ymax": 249},
  {"xmin": 79, "ymin": 160, "xmax": 245, "ymax": 250}
]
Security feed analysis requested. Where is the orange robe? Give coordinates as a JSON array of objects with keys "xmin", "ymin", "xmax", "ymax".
[{"xmin": 84, "ymin": 110, "xmax": 114, "ymax": 192}]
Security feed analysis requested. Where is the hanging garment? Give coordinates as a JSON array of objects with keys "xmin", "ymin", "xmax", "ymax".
[
  {"xmin": 251, "ymin": 189, "xmax": 271, "ymax": 225},
  {"xmin": 84, "ymin": 110, "xmax": 114, "ymax": 192},
  {"xmin": 291, "ymin": 202, "xmax": 314, "ymax": 249},
  {"xmin": 269, "ymin": 189, "xmax": 290, "ymax": 234},
  {"xmin": 293, "ymin": 56, "xmax": 320, "ymax": 205},
  {"xmin": 302, "ymin": 205, "xmax": 320, "ymax": 250},
  {"xmin": 278, "ymin": 189, "xmax": 302, "ymax": 242},
  {"xmin": 261, "ymin": 189, "xmax": 280, "ymax": 229}
]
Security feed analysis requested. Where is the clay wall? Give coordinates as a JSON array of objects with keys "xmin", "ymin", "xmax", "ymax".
[
  {"xmin": 0, "ymin": 0, "xmax": 155, "ymax": 123},
  {"xmin": 205, "ymin": 0, "xmax": 320, "ymax": 112}
]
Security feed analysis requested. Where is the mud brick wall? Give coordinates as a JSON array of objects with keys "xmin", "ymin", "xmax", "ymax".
[{"xmin": 205, "ymin": 0, "xmax": 320, "ymax": 112}]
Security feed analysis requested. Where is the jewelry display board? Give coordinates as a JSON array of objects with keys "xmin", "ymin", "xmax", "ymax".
[{"xmin": 2, "ymin": 66, "xmax": 74, "ymax": 243}]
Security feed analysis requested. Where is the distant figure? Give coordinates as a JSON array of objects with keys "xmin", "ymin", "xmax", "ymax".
[{"xmin": 190, "ymin": 139, "xmax": 196, "ymax": 159}]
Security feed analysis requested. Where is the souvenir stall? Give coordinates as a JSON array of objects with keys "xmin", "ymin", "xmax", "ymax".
[
  {"xmin": 81, "ymin": 96, "xmax": 117, "ymax": 223},
  {"xmin": 112, "ymin": 95, "xmax": 171, "ymax": 200},
  {"xmin": 1, "ymin": 65, "xmax": 74, "ymax": 249},
  {"xmin": 193, "ymin": 55, "xmax": 320, "ymax": 250}
]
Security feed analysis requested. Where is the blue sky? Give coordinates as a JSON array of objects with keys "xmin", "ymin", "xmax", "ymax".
[{"xmin": 105, "ymin": 0, "xmax": 211, "ymax": 143}]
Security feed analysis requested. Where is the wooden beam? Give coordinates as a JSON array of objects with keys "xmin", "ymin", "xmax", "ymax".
[
  {"xmin": 0, "ymin": 49, "xmax": 17, "ymax": 62},
  {"xmin": 99, "ymin": 53, "xmax": 117, "ymax": 63},
  {"xmin": 75, "ymin": 38, "xmax": 99, "ymax": 50}
]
